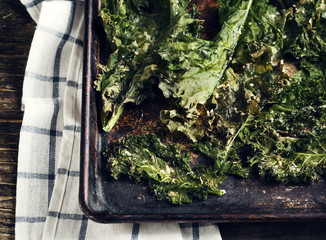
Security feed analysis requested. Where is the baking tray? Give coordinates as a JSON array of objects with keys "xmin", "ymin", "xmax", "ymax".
[{"xmin": 79, "ymin": 0, "xmax": 326, "ymax": 223}]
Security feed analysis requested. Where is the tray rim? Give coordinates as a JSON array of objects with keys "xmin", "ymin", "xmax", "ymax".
[{"xmin": 79, "ymin": 0, "xmax": 326, "ymax": 223}]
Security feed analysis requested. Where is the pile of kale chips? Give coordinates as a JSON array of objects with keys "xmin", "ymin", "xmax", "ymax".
[{"xmin": 97, "ymin": 0, "xmax": 326, "ymax": 204}]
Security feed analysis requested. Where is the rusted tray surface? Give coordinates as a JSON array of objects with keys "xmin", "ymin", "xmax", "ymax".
[{"xmin": 79, "ymin": 0, "xmax": 326, "ymax": 223}]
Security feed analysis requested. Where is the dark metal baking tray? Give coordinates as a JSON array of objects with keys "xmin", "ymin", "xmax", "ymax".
[{"xmin": 79, "ymin": 0, "xmax": 326, "ymax": 223}]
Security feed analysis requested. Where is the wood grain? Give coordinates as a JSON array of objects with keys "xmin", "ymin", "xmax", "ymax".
[
  {"xmin": 219, "ymin": 221, "xmax": 326, "ymax": 240},
  {"xmin": 0, "ymin": 184, "xmax": 16, "ymax": 238},
  {"xmin": 0, "ymin": 0, "xmax": 35, "ymax": 239}
]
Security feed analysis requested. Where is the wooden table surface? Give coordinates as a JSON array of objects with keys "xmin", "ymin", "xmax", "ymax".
[{"xmin": 0, "ymin": 0, "xmax": 325, "ymax": 239}]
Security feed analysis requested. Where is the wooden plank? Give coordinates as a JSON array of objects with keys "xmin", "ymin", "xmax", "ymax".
[
  {"xmin": 0, "ymin": 216, "xmax": 15, "ymax": 239},
  {"xmin": 0, "ymin": 184, "xmax": 16, "ymax": 208},
  {"xmin": 0, "ymin": 184, "xmax": 15, "ymax": 239},
  {"xmin": 0, "ymin": 149, "xmax": 19, "ymax": 164},
  {"xmin": 0, "ymin": 123, "xmax": 21, "ymax": 164},
  {"xmin": 0, "ymin": 57, "xmax": 29, "ymax": 75},
  {"xmin": 219, "ymin": 222, "xmax": 326, "ymax": 240},
  {"xmin": 0, "ymin": 225, "xmax": 14, "ymax": 240},
  {"xmin": 0, "ymin": 90, "xmax": 22, "ymax": 114},
  {"xmin": 0, "ymin": 163, "xmax": 17, "ymax": 185},
  {"xmin": 0, "ymin": 120, "xmax": 22, "ymax": 135},
  {"xmin": 0, "ymin": 111, "xmax": 23, "ymax": 120},
  {"xmin": 0, "ymin": 121, "xmax": 21, "ymax": 153},
  {"xmin": 0, "ymin": 135, "xmax": 20, "ymax": 151},
  {"xmin": 0, "ymin": 0, "xmax": 35, "ymax": 238},
  {"xmin": 0, "ymin": 79, "xmax": 25, "ymax": 98},
  {"xmin": 0, "ymin": 112, "xmax": 23, "ymax": 121}
]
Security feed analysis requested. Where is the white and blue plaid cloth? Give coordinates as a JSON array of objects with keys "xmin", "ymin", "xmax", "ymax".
[{"xmin": 15, "ymin": 0, "xmax": 222, "ymax": 239}]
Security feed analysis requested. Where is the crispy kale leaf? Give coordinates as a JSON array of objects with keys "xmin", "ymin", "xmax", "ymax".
[
  {"xmin": 105, "ymin": 134, "xmax": 225, "ymax": 204},
  {"xmin": 159, "ymin": 0, "xmax": 254, "ymax": 141},
  {"xmin": 97, "ymin": 0, "xmax": 167, "ymax": 131},
  {"xmin": 284, "ymin": 1, "xmax": 326, "ymax": 61},
  {"xmin": 101, "ymin": 0, "xmax": 326, "ymax": 204},
  {"xmin": 98, "ymin": 0, "xmax": 254, "ymax": 134},
  {"xmin": 243, "ymin": 60, "xmax": 326, "ymax": 183},
  {"xmin": 197, "ymin": 0, "xmax": 326, "ymax": 184},
  {"xmin": 158, "ymin": 0, "xmax": 253, "ymax": 110}
]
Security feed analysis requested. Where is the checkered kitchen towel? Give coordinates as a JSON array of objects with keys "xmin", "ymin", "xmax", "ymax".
[{"xmin": 15, "ymin": 0, "xmax": 222, "ymax": 239}]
